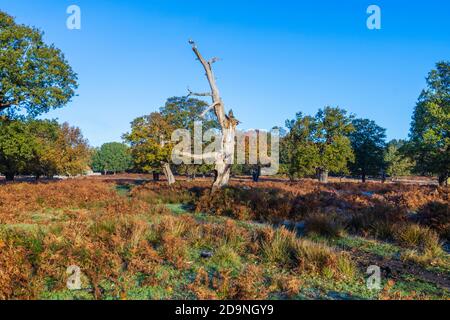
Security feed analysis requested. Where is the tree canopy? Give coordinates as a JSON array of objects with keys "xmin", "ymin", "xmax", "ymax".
[
  {"xmin": 284, "ymin": 107, "xmax": 354, "ymax": 182},
  {"xmin": 284, "ymin": 113, "xmax": 319, "ymax": 179},
  {"xmin": 91, "ymin": 142, "xmax": 132, "ymax": 174},
  {"xmin": 0, "ymin": 120, "xmax": 90, "ymax": 180},
  {"xmin": 123, "ymin": 112, "xmax": 174, "ymax": 174},
  {"xmin": 384, "ymin": 139, "xmax": 414, "ymax": 179},
  {"xmin": 408, "ymin": 61, "xmax": 449, "ymax": 185},
  {"xmin": 349, "ymin": 118, "xmax": 386, "ymax": 182},
  {"xmin": 160, "ymin": 96, "xmax": 218, "ymax": 178},
  {"xmin": 0, "ymin": 11, "xmax": 78, "ymax": 119},
  {"xmin": 160, "ymin": 96, "xmax": 217, "ymax": 131},
  {"xmin": 0, "ymin": 119, "xmax": 36, "ymax": 180}
]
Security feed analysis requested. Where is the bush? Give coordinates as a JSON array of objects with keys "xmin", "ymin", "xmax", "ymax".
[
  {"xmin": 0, "ymin": 237, "xmax": 34, "ymax": 299},
  {"xmin": 297, "ymin": 239, "xmax": 356, "ymax": 280},
  {"xmin": 258, "ymin": 226, "xmax": 356, "ymax": 279},
  {"xmin": 261, "ymin": 227, "xmax": 298, "ymax": 266},
  {"xmin": 304, "ymin": 212, "xmax": 347, "ymax": 237},
  {"xmin": 414, "ymin": 201, "xmax": 450, "ymax": 241},
  {"xmin": 393, "ymin": 224, "xmax": 443, "ymax": 256},
  {"xmin": 348, "ymin": 204, "xmax": 405, "ymax": 239},
  {"xmin": 195, "ymin": 186, "xmax": 294, "ymax": 222}
]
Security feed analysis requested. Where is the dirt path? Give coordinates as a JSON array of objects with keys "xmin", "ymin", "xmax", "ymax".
[{"xmin": 350, "ymin": 249, "xmax": 450, "ymax": 291}]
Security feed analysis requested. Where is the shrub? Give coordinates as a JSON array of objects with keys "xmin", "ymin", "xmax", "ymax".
[
  {"xmin": 228, "ymin": 265, "xmax": 268, "ymax": 300},
  {"xmin": 304, "ymin": 212, "xmax": 347, "ymax": 238},
  {"xmin": 0, "ymin": 238, "xmax": 34, "ymax": 299},
  {"xmin": 261, "ymin": 227, "xmax": 298, "ymax": 267},
  {"xmin": 259, "ymin": 227, "xmax": 356, "ymax": 279},
  {"xmin": 210, "ymin": 245, "xmax": 242, "ymax": 270},
  {"xmin": 393, "ymin": 224, "xmax": 443, "ymax": 256},
  {"xmin": 271, "ymin": 273, "xmax": 302, "ymax": 298},
  {"xmin": 348, "ymin": 204, "xmax": 405, "ymax": 239},
  {"xmin": 414, "ymin": 201, "xmax": 450, "ymax": 241}
]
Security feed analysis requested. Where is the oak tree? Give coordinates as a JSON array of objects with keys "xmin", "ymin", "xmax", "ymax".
[
  {"xmin": 408, "ymin": 61, "xmax": 449, "ymax": 186},
  {"xmin": 0, "ymin": 11, "xmax": 77, "ymax": 119}
]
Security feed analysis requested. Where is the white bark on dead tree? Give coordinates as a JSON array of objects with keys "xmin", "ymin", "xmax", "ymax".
[
  {"xmin": 160, "ymin": 136, "xmax": 176, "ymax": 185},
  {"xmin": 188, "ymin": 40, "xmax": 239, "ymax": 191},
  {"xmin": 162, "ymin": 162, "xmax": 176, "ymax": 185}
]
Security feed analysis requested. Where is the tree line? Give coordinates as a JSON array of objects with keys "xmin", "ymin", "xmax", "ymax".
[
  {"xmin": 119, "ymin": 60, "xmax": 448, "ymax": 186},
  {"xmin": 279, "ymin": 61, "xmax": 449, "ymax": 186},
  {"xmin": 0, "ymin": 11, "xmax": 89, "ymax": 180},
  {"xmin": 1, "ymin": 10, "xmax": 448, "ymax": 186}
]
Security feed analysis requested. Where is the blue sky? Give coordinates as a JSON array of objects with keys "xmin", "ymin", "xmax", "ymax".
[{"xmin": 1, "ymin": 0, "xmax": 449, "ymax": 146}]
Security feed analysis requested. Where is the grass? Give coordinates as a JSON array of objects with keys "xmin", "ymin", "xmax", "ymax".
[
  {"xmin": 394, "ymin": 224, "xmax": 443, "ymax": 255},
  {"xmin": 304, "ymin": 212, "xmax": 347, "ymax": 238},
  {"xmin": 0, "ymin": 177, "xmax": 448, "ymax": 300}
]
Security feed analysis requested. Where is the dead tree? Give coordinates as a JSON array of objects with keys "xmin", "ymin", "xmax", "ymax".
[
  {"xmin": 188, "ymin": 40, "xmax": 239, "ymax": 191},
  {"xmin": 161, "ymin": 136, "xmax": 176, "ymax": 185},
  {"xmin": 162, "ymin": 162, "xmax": 176, "ymax": 185}
]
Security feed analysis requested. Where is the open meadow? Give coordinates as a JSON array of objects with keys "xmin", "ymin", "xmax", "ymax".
[
  {"xmin": 1, "ymin": 175, "xmax": 448, "ymax": 300},
  {"xmin": 1, "ymin": 2, "xmax": 449, "ymax": 308}
]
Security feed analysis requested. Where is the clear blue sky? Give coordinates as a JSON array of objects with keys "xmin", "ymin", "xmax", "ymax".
[{"xmin": 2, "ymin": 0, "xmax": 449, "ymax": 146}]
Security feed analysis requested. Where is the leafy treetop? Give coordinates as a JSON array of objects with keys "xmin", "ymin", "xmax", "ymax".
[{"xmin": 0, "ymin": 11, "xmax": 78, "ymax": 119}]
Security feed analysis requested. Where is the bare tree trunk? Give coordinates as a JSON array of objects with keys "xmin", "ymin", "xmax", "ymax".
[
  {"xmin": 212, "ymin": 126, "xmax": 236, "ymax": 190},
  {"xmin": 159, "ymin": 136, "xmax": 175, "ymax": 186},
  {"xmin": 5, "ymin": 171, "xmax": 14, "ymax": 181},
  {"xmin": 162, "ymin": 163, "xmax": 175, "ymax": 185},
  {"xmin": 438, "ymin": 172, "xmax": 448, "ymax": 187},
  {"xmin": 318, "ymin": 169, "xmax": 329, "ymax": 183},
  {"xmin": 189, "ymin": 40, "xmax": 239, "ymax": 191},
  {"xmin": 252, "ymin": 165, "xmax": 261, "ymax": 182}
]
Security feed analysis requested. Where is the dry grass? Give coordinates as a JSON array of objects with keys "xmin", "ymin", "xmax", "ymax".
[
  {"xmin": 135, "ymin": 179, "xmax": 448, "ymax": 242},
  {"xmin": 414, "ymin": 201, "xmax": 450, "ymax": 241},
  {"xmin": 304, "ymin": 212, "xmax": 347, "ymax": 238},
  {"xmin": 257, "ymin": 226, "xmax": 356, "ymax": 279},
  {"xmin": 0, "ymin": 177, "xmax": 448, "ymax": 300},
  {"xmin": 394, "ymin": 224, "xmax": 442, "ymax": 254}
]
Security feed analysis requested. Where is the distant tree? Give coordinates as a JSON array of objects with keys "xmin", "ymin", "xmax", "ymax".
[
  {"xmin": 408, "ymin": 61, "xmax": 449, "ymax": 186},
  {"xmin": 91, "ymin": 142, "xmax": 132, "ymax": 174},
  {"xmin": 0, "ymin": 11, "xmax": 77, "ymax": 119},
  {"xmin": 384, "ymin": 140, "xmax": 414, "ymax": 179},
  {"xmin": 284, "ymin": 113, "xmax": 318, "ymax": 180},
  {"xmin": 313, "ymin": 107, "xmax": 355, "ymax": 182},
  {"xmin": 0, "ymin": 120, "xmax": 89, "ymax": 180},
  {"xmin": 285, "ymin": 107, "xmax": 354, "ymax": 182},
  {"xmin": 349, "ymin": 118, "xmax": 386, "ymax": 182},
  {"xmin": 160, "ymin": 96, "xmax": 217, "ymax": 131},
  {"xmin": 51, "ymin": 123, "xmax": 91, "ymax": 177},
  {"xmin": 26, "ymin": 120, "xmax": 61, "ymax": 179},
  {"xmin": 123, "ymin": 112, "xmax": 175, "ymax": 185},
  {"xmin": 160, "ymin": 96, "xmax": 218, "ymax": 179},
  {"xmin": 0, "ymin": 120, "xmax": 36, "ymax": 180}
]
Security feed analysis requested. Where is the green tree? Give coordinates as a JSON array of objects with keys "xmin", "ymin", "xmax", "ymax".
[
  {"xmin": 408, "ymin": 61, "xmax": 449, "ymax": 186},
  {"xmin": 384, "ymin": 140, "xmax": 414, "ymax": 179},
  {"xmin": 285, "ymin": 107, "xmax": 354, "ymax": 182},
  {"xmin": 0, "ymin": 11, "xmax": 77, "ymax": 119},
  {"xmin": 0, "ymin": 120, "xmax": 89, "ymax": 180},
  {"xmin": 26, "ymin": 120, "xmax": 60, "ymax": 179},
  {"xmin": 160, "ymin": 96, "xmax": 217, "ymax": 131},
  {"xmin": 314, "ymin": 107, "xmax": 355, "ymax": 182},
  {"xmin": 349, "ymin": 118, "xmax": 386, "ymax": 182},
  {"xmin": 0, "ymin": 120, "xmax": 36, "ymax": 180},
  {"xmin": 51, "ymin": 123, "xmax": 91, "ymax": 177},
  {"xmin": 160, "ymin": 96, "xmax": 218, "ymax": 179},
  {"xmin": 123, "ymin": 112, "xmax": 175, "ymax": 184},
  {"xmin": 92, "ymin": 142, "xmax": 132, "ymax": 174},
  {"xmin": 284, "ymin": 113, "xmax": 318, "ymax": 180}
]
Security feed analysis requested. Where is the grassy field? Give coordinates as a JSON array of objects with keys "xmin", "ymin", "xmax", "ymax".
[{"xmin": 0, "ymin": 175, "xmax": 448, "ymax": 300}]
